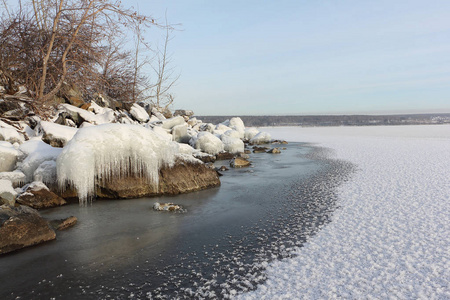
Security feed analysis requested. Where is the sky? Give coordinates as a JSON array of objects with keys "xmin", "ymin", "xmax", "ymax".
[{"xmin": 6, "ymin": 0, "xmax": 450, "ymax": 115}]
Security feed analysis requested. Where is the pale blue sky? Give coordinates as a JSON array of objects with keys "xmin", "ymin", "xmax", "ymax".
[{"xmin": 123, "ymin": 0, "xmax": 450, "ymax": 115}]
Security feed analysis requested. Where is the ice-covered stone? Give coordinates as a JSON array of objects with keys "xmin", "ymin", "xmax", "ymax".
[
  {"xmin": 129, "ymin": 103, "xmax": 150, "ymax": 123},
  {"xmin": 0, "ymin": 141, "xmax": 19, "ymax": 172},
  {"xmin": 221, "ymin": 135, "xmax": 244, "ymax": 154},
  {"xmin": 190, "ymin": 132, "xmax": 224, "ymax": 155},
  {"xmin": 40, "ymin": 121, "xmax": 78, "ymax": 147},
  {"xmin": 250, "ymin": 132, "xmax": 272, "ymax": 144},
  {"xmin": 0, "ymin": 179, "xmax": 17, "ymax": 205}
]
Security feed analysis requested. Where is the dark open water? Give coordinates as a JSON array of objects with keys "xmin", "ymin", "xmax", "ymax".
[{"xmin": 0, "ymin": 143, "xmax": 354, "ymax": 299}]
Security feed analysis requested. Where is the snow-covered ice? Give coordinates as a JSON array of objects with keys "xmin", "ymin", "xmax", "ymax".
[{"xmin": 240, "ymin": 125, "xmax": 450, "ymax": 299}]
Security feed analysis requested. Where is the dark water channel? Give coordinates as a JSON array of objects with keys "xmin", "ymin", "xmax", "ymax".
[{"xmin": 0, "ymin": 143, "xmax": 354, "ymax": 299}]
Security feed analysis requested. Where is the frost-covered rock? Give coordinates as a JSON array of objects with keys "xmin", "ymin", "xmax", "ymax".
[
  {"xmin": 58, "ymin": 103, "xmax": 114, "ymax": 125},
  {"xmin": 216, "ymin": 123, "xmax": 232, "ymax": 132},
  {"xmin": 250, "ymin": 132, "xmax": 272, "ymax": 144},
  {"xmin": 223, "ymin": 129, "xmax": 242, "ymax": 139},
  {"xmin": 0, "ymin": 179, "xmax": 17, "ymax": 205},
  {"xmin": 199, "ymin": 123, "xmax": 215, "ymax": 133},
  {"xmin": 244, "ymin": 127, "xmax": 260, "ymax": 140},
  {"xmin": 57, "ymin": 124, "xmax": 179, "ymax": 204},
  {"xmin": 0, "ymin": 141, "xmax": 20, "ymax": 172},
  {"xmin": 152, "ymin": 126, "xmax": 173, "ymax": 141},
  {"xmin": 190, "ymin": 132, "xmax": 224, "ymax": 155},
  {"xmin": 129, "ymin": 103, "xmax": 150, "ymax": 123},
  {"xmin": 40, "ymin": 121, "xmax": 78, "ymax": 147},
  {"xmin": 151, "ymin": 107, "xmax": 166, "ymax": 120},
  {"xmin": 174, "ymin": 109, "xmax": 194, "ymax": 118},
  {"xmin": 220, "ymin": 135, "xmax": 244, "ymax": 154},
  {"xmin": 162, "ymin": 116, "xmax": 185, "ymax": 130},
  {"xmin": 19, "ymin": 139, "xmax": 62, "ymax": 182},
  {"xmin": 0, "ymin": 205, "xmax": 56, "ymax": 254},
  {"xmin": 16, "ymin": 181, "xmax": 66, "ymax": 209}
]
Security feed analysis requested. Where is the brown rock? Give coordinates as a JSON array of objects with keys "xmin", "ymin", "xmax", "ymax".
[
  {"xmin": 267, "ymin": 148, "xmax": 281, "ymax": 154},
  {"xmin": 253, "ymin": 146, "xmax": 269, "ymax": 153},
  {"xmin": 216, "ymin": 151, "xmax": 235, "ymax": 161},
  {"xmin": 50, "ymin": 216, "xmax": 77, "ymax": 231},
  {"xmin": 17, "ymin": 182, "xmax": 67, "ymax": 209},
  {"xmin": 0, "ymin": 205, "xmax": 56, "ymax": 255},
  {"xmin": 230, "ymin": 157, "xmax": 251, "ymax": 168},
  {"xmin": 61, "ymin": 158, "xmax": 221, "ymax": 200}
]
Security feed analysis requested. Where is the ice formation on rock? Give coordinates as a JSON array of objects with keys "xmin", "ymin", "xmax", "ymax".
[
  {"xmin": 129, "ymin": 103, "xmax": 150, "ymax": 123},
  {"xmin": 57, "ymin": 124, "xmax": 178, "ymax": 205},
  {"xmin": 19, "ymin": 139, "xmax": 62, "ymax": 182},
  {"xmin": 0, "ymin": 141, "xmax": 20, "ymax": 172},
  {"xmin": 244, "ymin": 128, "xmax": 260, "ymax": 140},
  {"xmin": 249, "ymin": 132, "xmax": 272, "ymax": 144},
  {"xmin": 189, "ymin": 132, "xmax": 224, "ymax": 155},
  {"xmin": 221, "ymin": 135, "xmax": 245, "ymax": 154}
]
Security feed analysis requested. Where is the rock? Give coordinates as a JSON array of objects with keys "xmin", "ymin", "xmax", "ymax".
[
  {"xmin": 0, "ymin": 179, "xmax": 17, "ymax": 206},
  {"xmin": 193, "ymin": 152, "xmax": 216, "ymax": 163},
  {"xmin": 16, "ymin": 181, "xmax": 66, "ymax": 209},
  {"xmin": 267, "ymin": 148, "xmax": 281, "ymax": 154},
  {"xmin": 230, "ymin": 157, "xmax": 251, "ymax": 168},
  {"xmin": 217, "ymin": 165, "xmax": 229, "ymax": 172},
  {"xmin": 0, "ymin": 126, "xmax": 25, "ymax": 144},
  {"xmin": 272, "ymin": 140, "xmax": 288, "ymax": 145},
  {"xmin": 0, "ymin": 170, "xmax": 26, "ymax": 188},
  {"xmin": 244, "ymin": 149, "xmax": 251, "ymax": 154},
  {"xmin": 244, "ymin": 127, "xmax": 260, "ymax": 141},
  {"xmin": 220, "ymin": 135, "xmax": 244, "ymax": 154},
  {"xmin": 61, "ymin": 83, "xmax": 85, "ymax": 107},
  {"xmin": 253, "ymin": 146, "xmax": 269, "ymax": 153},
  {"xmin": 0, "ymin": 205, "xmax": 56, "ymax": 255},
  {"xmin": 60, "ymin": 158, "xmax": 221, "ymax": 200},
  {"xmin": 40, "ymin": 121, "xmax": 78, "ymax": 147},
  {"xmin": 199, "ymin": 123, "xmax": 215, "ymax": 133},
  {"xmin": 50, "ymin": 216, "xmax": 77, "ymax": 231},
  {"xmin": 174, "ymin": 109, "xmax": 194, "ymax": 118},
  {"xmin": 190, "ymin": 132, "xmax": 224, "ymax": 155},
  {"xmin": 216, "ymin": 151, "xmax": 234, "ymax": 161},
  {"xmin": 0, "ymin": 100, "xmax": 31, "ymax": 120},
  {"xmin": 129, "ymin": 103, "xmax": 150, "ymax": 123},
  {"xmin": 153, "ymin": 202, "xmax": 184, "ymax": 212}
]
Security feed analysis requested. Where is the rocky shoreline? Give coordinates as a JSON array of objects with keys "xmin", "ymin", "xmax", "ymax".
[{"xmin": 0, "ymin": 94, "xmax": 283, "ymax": 254}]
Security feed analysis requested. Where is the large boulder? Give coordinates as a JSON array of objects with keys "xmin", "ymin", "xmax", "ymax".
[
  {"xmin": 16, "ymin": 181, "xmax": 66, "ymax": 209},
  {"xmin": 189, "ymin": 132, "xmax": 224, "ymax": 155},
  {"xmin": 0, "ymin": 205, "xmax": 56, "ymax": 254},
  {"xmin": 60, "ymin": 157, "xmax": 221, "ymax": 200},
  {"xmin": 129, "ymin": 103, "xmax": 150, "ymax": 123}
]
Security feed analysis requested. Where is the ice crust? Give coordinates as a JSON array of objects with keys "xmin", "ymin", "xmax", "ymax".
[
  {"xmin": 239, "ymin": 125, "xmax": 450, "ymax": 299},
  {"xmin": 56, "ymin": 124, "xmax": 178, "ymax": 205}
]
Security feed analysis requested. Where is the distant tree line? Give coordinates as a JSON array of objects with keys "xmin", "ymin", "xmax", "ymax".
[
  {"xmin": 0, "ymin": 0, "xmax": 178, "ymax": 116},
  {"xmin": 198, "ymin": 114, "xmax": 450, "ymax": 127}
]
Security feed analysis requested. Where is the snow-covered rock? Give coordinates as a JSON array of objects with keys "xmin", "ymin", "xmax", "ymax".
[
  {"xmin": 162, "ymin": 116, "xmax": 186, "ymax": 130},
  {"xmin": 152, "ymin": 126, "xmax": 173, "ymax": 141},
  {"xmin": 221, "ymin": 135, "xmax": 245, "ymax": 154},
  {"xmin": 33, "ymin": 160, "xmax": 57, "ymax": 184},
  {"xmin": 172, "ymin": 124, "xmax": 190, "ymax": 143},
  {"xmin": 0, "ymin": 170, "xmax": 26, "ymax": 188},
  {"xmin": 0, "ymin": 126, "xmax": 24, "ymax": 144},
  {"xmin": 16, "ymin": 181, "xmax": 66, "ymax": 209},
  {"xmin": 0, "ymin": 179, "xmax": 17, "ymax": 205},
  {"xmin": 199, "ymin": 123, "xmax": 215, "ymax": 133},
  {"xmin": 0, "ymin": 142, "xmax": 20, "ymax": 172},
  {"xmin": 40, "ymin": 121, "xmax": 78, "ymax": 147},
  {"xmin": 129, "ymin": 103, "xmax": 150, "ymax": 122},
  {"xmin": 249, "ymin": 132, "xmax": 272, "ymax": 144},
  {"xmin": 57, "ymin": 124, "xmax": 179, "ymax": 204},
  {"xmin": 189, "ymin": 132, "xmax": 224, "ymax": 155},
  {"xmin": 19, "ymin": 139, "xmax": 62, "ymax": 182},
  {"xmin": 244, "ymin": 127, "xmax": 260, "ymax": 140}
]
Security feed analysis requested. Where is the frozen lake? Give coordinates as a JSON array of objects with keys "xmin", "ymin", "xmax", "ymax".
[
  {"xmin": 0, "ymin": 141, "xmax": 352, "ymax": 299},
  {"xmin": 240, "ymin": 125, "xmax": 450, "ymax": 299}
]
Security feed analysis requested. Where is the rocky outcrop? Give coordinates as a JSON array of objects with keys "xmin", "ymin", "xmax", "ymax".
[
  {"xmin": 216, "ymin": 151, "xmax": 234, "ymax": 161},
  {"xmin": 0, "ymin": 205, "xmax": 56, "ymax": 254},
  {"xmin": 16, "ymin": 182, "xmax": 67, "ymax": 209},
  {"xmin": 60, "ymin": 158, "xmax": 221, "ymax": 200},
  {"xmin": 267, "ymin": 147, "xmax": 281, "ymax": 154}
]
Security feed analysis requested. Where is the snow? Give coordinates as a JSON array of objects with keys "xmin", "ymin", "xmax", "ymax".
[
  {"xmin": 244, "ymin": 127, "xmax": 260, "ymax": 140},
  {"xmin": 189, "ymin": 131, "xmax": 224, "ymax": 155},
  {"xmin": 129, "ymin": 103, "xmax": 150, "ymax": 123},
  {"xmin": 0, "ymin": 170, "xmax": 26, "ymax": 187},
  {"xmin": 56, "ymin": 124, "xmax": 178, "ymax": 205},
  {"xmin": 162, "ymin": 116, "xmax": 185, "ymax": 130},
  {"xmin": 239, "ymin": 125, "xmax": 450, "ymax": 299},
  {"xmin": 249, "ymin": 132, "xmax": 272, "ymax": 144},
  {"xmin": 59, "ymin": 103, "xmax": 115, "ymax": 125}
]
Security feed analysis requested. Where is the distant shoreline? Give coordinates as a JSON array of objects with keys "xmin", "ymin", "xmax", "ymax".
[{"xmin": 197, "ymin": 113, "xmax": 450, "ymax": 127}]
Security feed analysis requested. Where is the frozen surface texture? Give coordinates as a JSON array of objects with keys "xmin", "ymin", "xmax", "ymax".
[
  {"xmin": 57, "ymin": 124, "xmax": 177, "ymax": 205},
  {"xmin": 240, "ymin": 125, "xmax": 450, "ymax": 299}
]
